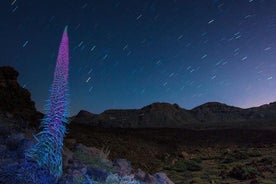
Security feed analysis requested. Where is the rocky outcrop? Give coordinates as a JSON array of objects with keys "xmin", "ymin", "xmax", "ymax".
[
  {"xmin": 0, "ymin": 66, "xmax": 41, "ymax": 127},
  {"xmin": 72, "ymin": 102, "xmax": 276, "ymax": 129}
]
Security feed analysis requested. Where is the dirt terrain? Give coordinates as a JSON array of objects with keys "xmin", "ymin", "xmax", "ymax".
[{"xmin": 67, "ymin": 124, "xmax": 276, "ymax": 183}]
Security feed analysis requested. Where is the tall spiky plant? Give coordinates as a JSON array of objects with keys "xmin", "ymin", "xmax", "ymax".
[{"xmin": 25, "ymin": 26, "xmax": 70, "ymax": 181}]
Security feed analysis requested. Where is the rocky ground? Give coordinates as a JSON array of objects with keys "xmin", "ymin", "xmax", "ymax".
[
  {"xmin": 66, "ymin": 123, "xmax": 276, "ymax": 184},
  {"xmin": 0, "ymin": 112, "xmax": 174, "ymax": 184},
  {"xmin": 0, "ymin": 114, "xmax": 275, "ymax": 184}
]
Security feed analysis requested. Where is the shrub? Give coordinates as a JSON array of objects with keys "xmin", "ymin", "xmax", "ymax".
[
  {"xmin": 74, "ymin": 150, "xmax": 113, "ymax": 172},
  {"xmin": 247, "ymin": 150, "xmax": 262, "ymax": 157},
  {"xmin": 73, "ymin": 175, "xmax": 87, "ymax": 184},
  {"xmin": 190, "ymin": 157, "xmax": 202, "ymax": 164},
  {"xmin": 99, "ymin": 146, "xmax": 110, "ymax": 160},
  {"xmin": 258, "ymin": 157, "xmax": 274, "ymax": 165},
  {"xmin": 228, "ymin": 164, "xmax": 259, "ymax": 180},
  {"xmin": 189, "ymin": 177, "xmax": 203, "ymax": 183},
  {"xmin": 170, "ymin": 159, "xmax": 202, "ymax": 172},
  {"xmin": 220, "ymin": 150, "xmax": 249, "ymax": 163}
]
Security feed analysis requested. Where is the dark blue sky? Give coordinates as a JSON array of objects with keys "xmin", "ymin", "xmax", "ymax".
[{"xmin": 1, "ymin": 0, "xmax": 276, "ymax": 115}]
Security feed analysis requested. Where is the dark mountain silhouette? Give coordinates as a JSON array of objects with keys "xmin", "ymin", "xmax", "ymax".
[
  {"xmin": 191, "ymin": 102, "xmax": 276, "ymax": 123},
  {"xmin": 1, "ymin": 66, "xmax": 275, "ymax": 129},
  {"xmin": 71, "ymin": 102, "xmax": 276, "ymax": 129},
  {"xmin": 0, "ymin": 66, "xmax": 43, "ymax": 127}
]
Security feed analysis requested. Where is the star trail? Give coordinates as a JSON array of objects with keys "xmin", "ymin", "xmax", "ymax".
[{"xmin": 1, "ymin": 0, "xmax": 276, "ymax": 115}]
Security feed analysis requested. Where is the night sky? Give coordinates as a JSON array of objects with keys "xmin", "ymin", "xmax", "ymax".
[{"xmin": 1, "ymin": 0, "xmax": 276, "ymax": 115}]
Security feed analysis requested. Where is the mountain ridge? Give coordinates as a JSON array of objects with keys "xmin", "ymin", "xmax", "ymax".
[{"xmin": 71, "ymin": 101, "xmax": 276, "ymax": 129}]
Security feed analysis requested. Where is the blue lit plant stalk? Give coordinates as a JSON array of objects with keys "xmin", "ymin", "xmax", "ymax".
[{"xmin": 25, "ymin": 26, "xmax": 70, "ymax": 181}]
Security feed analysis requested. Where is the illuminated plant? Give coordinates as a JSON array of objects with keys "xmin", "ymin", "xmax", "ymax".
[{"xmin": 25, "ymin": 26, "xmax": 70, "ymax": 181}]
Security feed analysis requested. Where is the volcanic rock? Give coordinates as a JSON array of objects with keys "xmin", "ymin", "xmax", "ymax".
[{"xmin": 0, "ymin": 66, "xmax": 41, "ymax": 127}]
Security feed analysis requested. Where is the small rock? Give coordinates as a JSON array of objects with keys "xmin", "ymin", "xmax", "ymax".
[
  {"xmin": 154, "ymin": 172, "xmax": 174, "ymax": 184},
  {"xmin": 66, "ymin": 168, "xmax": 73, "ymax": 175},
  {"xmin": 134, "ymin": 168, "xmax": 146, "ymax": 181},
  {"xmin": 73, "ymin": 169, "xmax": 82, "ymax": 176},
  {"xmin": 74, "ymin": 143, "xmax": 90, "ymax": 154},
  {"xmin": 62, "ymin": 146, "xmax": 73, "ymax": 169},
  {"xmin": 171, "ymin": 158, "xmax": 178, "ymax": 165},
  {"xmin": 180, "ymin": 151, "xmax": 190, "ymax": 160},
  {"xmin": 143, "ymin": 173, "xmax": 155, "ymax": 184},
  {"xmin": 86, "ymin": 167, "xmax": 108, "ymax": 182},
  {"xmin": 113, "ymin": 158, "xmax": 132, "ymax": 176},
  {"xmin": 81, "ymin": 167, "xmax": 87, "ymax": 175},
  {"xmin": 72, "ymin": 160, "xmax": 86, "ymax": 171}
]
